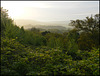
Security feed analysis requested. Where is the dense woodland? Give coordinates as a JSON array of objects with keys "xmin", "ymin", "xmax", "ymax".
[{"xmin": 1, "ymin": 7, "xmax": 99, "ymax": 75}]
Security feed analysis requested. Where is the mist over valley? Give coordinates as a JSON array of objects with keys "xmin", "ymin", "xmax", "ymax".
[{"xmin": 14, "ymin": 19, "xmax": 73, "ymax": 30}]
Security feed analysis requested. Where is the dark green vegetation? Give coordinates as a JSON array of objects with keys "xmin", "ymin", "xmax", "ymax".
[{"xmin": 1, "ymin": 7, "xmax": 99, "ymax": 75}]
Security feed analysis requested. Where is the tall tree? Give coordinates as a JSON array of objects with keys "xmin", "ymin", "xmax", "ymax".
[
  {"xmin": 1, "ymin": 7, "xmax": 14, "ymax": 36},
  {"xmin": 69, "ymin": 14, "xmax": 99, "ymax": 34},
  {"xmin": 69, "ymin": 14, "xmax": 100, "ymax": 50}
]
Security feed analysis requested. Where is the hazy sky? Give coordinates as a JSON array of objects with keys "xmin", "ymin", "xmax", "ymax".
[{"xmin": 1, "ymin": 1, "xmax": 99, "ymax": 22}]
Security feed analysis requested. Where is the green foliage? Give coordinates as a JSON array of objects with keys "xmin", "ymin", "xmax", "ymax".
[
  {"xmin": 1, "ymin": 37, "xmax": 33, "ymax": 75},
  {"xmin": 1, "ymin": 37, "xmax": 99, "ymax": 75},
  {"xmin": 30, "ymin": 27, "xmax": 40, "ymax": 33},
  {"xmin": 12, "ymin": 62, "xmax": 30, "ymax": 76},
  {"xmin": 78, "ymin": 31, "xmax": 99, "ymax": 50},
  {"xmin": 70, "ymin": 14, "xmax": 99, "ymax": 33},
  {"xmin": 1, "ymin": 7, "xmax": 14, "ymax": 36},
  {"xmin": 69, "ymin": 14, "xmax": 100, "ymax": 50}
]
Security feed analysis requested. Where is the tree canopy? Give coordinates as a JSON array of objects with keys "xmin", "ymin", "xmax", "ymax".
[{"xmin": 69, "ymin": 14, "xmax": 99, "ymax": 33}]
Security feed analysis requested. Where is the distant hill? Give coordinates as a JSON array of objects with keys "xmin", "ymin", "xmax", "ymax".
[
  {"xmin": 27, "ymin": 25, "xmax": 67, "ymax": 30},
  {"xmin": 14, "ymin": 19, "xmax": 43, "ymax": 26},
  {"xmin": 14, "ymin": 19, "xmax": 73, "ymax": 30},
  {"xmin": 27, "ymin": 25, "xmax": 69, "ymax": 34}
]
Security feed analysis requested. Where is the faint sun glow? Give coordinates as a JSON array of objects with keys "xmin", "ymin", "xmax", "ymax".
[{"xmin": 1, "ymin": 1, "xmax": 50, "ymax": 19}]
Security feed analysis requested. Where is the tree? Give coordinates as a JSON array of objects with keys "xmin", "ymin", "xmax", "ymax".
[
  {"xmin": 41, "ymin": 31, "xmax": 50, "ymax": 36},
  {"xmin": 69, "ymin": 14, "xmax": 99, "ymax": 50},
  {"xmin": 30, "ymin": 27, "xmax": 40, "ymax": 33},
  {"xmin": 1, "ymin": 7, "xmax": 14, "ymax": 37},
  {"xmin": 69, "ymin": 14, "xmax": 99, "ymax": 34}
]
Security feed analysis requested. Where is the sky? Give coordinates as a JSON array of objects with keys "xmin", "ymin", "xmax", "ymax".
[{"xmin": 1, "ymin": 1, "xmax": 99, "ymax": 22}]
